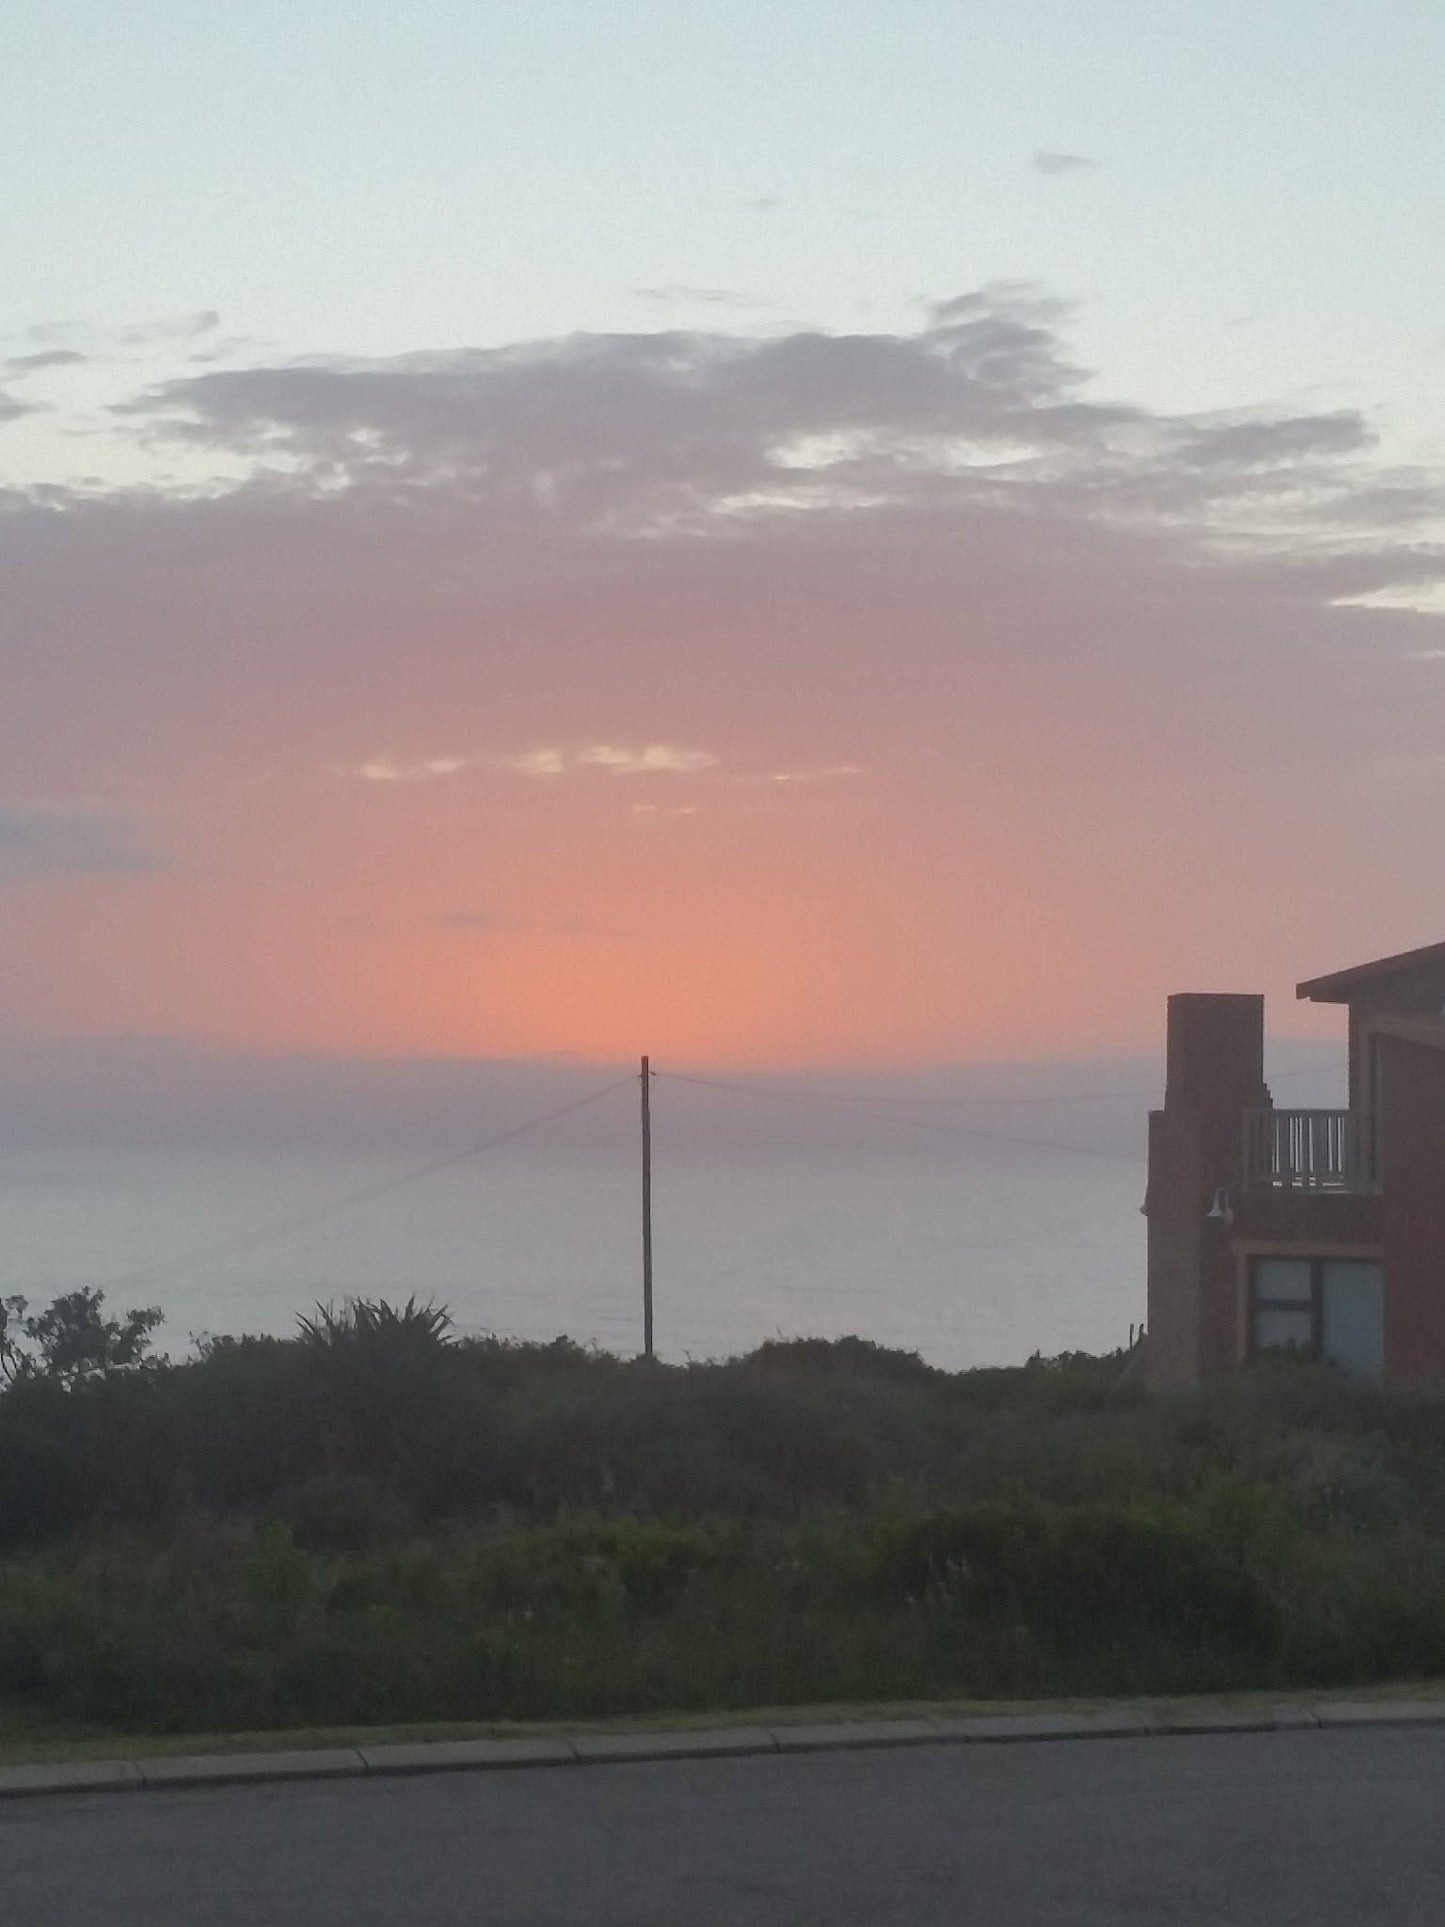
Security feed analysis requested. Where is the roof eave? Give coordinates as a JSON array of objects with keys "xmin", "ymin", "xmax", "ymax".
[{"xmin": 1297, "ymin": 939, "xmax": 1445, "ymax": 1003}]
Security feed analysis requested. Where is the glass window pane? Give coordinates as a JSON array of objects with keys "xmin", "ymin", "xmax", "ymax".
[
  {"xmin": 1254, "ymin": 1258, "xmax": 1313, "ymax": 1303},
  {"xmin": 1255, "ymin": 1307, "xmax": 1314, "ymax": 1352},
  {"xmin": 1322, "ymin": 1262, "xmax": 1384, "ymax": 1380}
]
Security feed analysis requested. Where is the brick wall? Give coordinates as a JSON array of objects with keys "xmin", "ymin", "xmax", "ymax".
[
  {"xmin": 1146, "ymin": 994, "xmax": 1268, "ymax": 1388},
  {"xmin": 1380, "ymin": 1034, "xmax": 1445, "ymax": 1382}
]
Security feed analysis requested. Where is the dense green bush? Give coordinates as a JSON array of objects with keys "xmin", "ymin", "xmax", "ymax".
[
  {"xmin": 3, "ymin": 1491, "xmax": 1443, "ymax": 1731},
  {"xmin": 873, "ymin": 1497, "xmax": 1278, "ymax": 1655},
  {"xmin": 7, "ymin": 1301, "xmax": 1445, "ymax": 1732}
]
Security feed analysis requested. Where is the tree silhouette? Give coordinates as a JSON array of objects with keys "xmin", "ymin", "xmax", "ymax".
[{"xmin": 0, "ymin": 1287, "xmax": 162, "ymax": 1386}]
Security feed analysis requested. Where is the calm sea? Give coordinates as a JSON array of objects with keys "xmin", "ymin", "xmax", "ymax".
[{"xmin": 0, "ymin": 1139, "xmax": 1145, "ymax": 1370}]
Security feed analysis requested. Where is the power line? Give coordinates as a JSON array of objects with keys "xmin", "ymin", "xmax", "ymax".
[
  {"xmin": 83, "ymin": 1050, "xmax": 1345, "ymax": 1306},
  {"xmin": 657, "ymin": 1056, "xmax": 1342, "ymax": 1112},
  {"xmin": 658, "ymin": 1070, "xmax": 1137, "ymax": 1162},
  {"xmin": 94, "ymin": 1074, "xmax": 636, "ymax": 1296}
]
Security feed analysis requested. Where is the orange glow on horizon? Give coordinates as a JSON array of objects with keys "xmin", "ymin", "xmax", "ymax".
[{"xmin": 0, "ymin": 710, "xmax": 1384, "ymax": 1073}]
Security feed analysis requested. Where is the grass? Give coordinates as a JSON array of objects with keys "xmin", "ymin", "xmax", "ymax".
[{"xmin": 0, "ymin": 1501, "xmax": 1329, "ymax": 1734}]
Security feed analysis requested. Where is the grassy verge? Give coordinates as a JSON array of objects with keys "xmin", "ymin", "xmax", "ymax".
[
  {"xmin": 7, "ymin": 1680, "xmax": 1445, "ymax": 1770},
  {"xmin": 2, "ymin": 1499, "xmax": 1396, "ymax": 1737}
]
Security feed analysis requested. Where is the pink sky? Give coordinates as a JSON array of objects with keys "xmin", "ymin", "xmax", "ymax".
[{"xmin": 3, "ymin": 290, "xmax": 1443, "ymax": 1075}]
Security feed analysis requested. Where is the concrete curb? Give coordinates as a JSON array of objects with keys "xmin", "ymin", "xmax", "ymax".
[{"xmin": 2, "ymin": 1700, "xmax": 1441, "ymax": 1801}]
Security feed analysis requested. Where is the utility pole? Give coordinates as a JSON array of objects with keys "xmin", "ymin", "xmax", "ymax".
[{"xmin": 640, "ymin": 1055, "xmax": 654, "ymax": 1360}]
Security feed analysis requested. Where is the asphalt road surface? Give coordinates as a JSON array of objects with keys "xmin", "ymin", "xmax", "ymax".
[{"xmin": 7, "ymin": 1727, "xmax": 1445, "ymax": 1926}]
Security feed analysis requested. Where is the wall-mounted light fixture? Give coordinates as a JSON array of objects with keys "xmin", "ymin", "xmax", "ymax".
[{"xmin": 1204, "ymin": 1187, "xmax": 1234, "ymax": 1228}]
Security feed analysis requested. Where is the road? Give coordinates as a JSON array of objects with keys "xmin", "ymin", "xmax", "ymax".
[{"xmin": 6, "ymin": 1727, "xmax": 1444, "ymax": 1926}]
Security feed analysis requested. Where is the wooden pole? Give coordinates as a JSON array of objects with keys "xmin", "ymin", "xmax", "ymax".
[{"xmin": 640, "ymin": 1055, "xmax": 654, "ymax": 1360}]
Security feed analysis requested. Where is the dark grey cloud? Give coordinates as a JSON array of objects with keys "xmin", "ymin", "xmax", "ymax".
[
  {"xmin": 135, "ymin": 283, "xmax": 1093, "ymax": 461},
  {"xmin": 113, "ymin": 282, "xmax": 1436, "ymax": 572},
  {"xmin": 112, "ymin": 284, "xmax": 1129, "ymax": 529},
  {"xmin": 1174, "ymin": 411, "xmax": 1373, "ymax": 468},
  {"xmin": 1032, "ymin": 149, "xmax": 1100, "ymax": 175},
  {"xmin": 0, "ymin": 391, "xmax": 36, "ymax": 424},
  {"xmin": 0, "ymin": 804, "xmax": 161, "ymax": 880}
]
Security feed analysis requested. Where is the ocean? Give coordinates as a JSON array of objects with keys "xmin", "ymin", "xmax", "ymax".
[{"xmin": 0, "ymin": 1136, "xmax": 1146, "ymax": 1371}]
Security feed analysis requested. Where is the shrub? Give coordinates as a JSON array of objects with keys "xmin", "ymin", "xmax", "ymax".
[
  {"xmin": 272, "ymin": 1474, "xmax": 416, "ymax": 1553},
  {"xmin": 745, "ymin": 1335, "xmax": 941, "ymax": 1386},
  {"xmin": 873, "ymin": 1497, "xmax": 1278, "ymax": 1656}
]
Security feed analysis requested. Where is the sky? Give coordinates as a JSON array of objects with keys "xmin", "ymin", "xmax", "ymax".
[{"xmin": 3, "ymin": 1, "xmax": 1444, "ymax": 1120}]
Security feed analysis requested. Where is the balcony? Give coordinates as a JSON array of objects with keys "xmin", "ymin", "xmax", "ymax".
[{"xmin": 1243, "ymin": 1108, "xmax": 1380, "ymax": 1193}]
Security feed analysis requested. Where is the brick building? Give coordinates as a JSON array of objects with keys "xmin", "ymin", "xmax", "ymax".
[{"xmin": 1144, "ymin": 940, "xmax": 1445, "ymax": 1388}]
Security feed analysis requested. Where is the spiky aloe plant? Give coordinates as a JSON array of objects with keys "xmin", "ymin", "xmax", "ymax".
[
  {"xmin": 297, "ymin": 1295, "xmax": 453, "ymax": 1356},
  {"xmin": 295, "ymin": 1297, "xmax": 457, "ymax": 1482}
]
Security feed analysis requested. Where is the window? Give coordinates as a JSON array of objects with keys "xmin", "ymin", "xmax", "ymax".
[
  {"xmin": 1249, "ymin": 1257, "xmax": 1383, "ymax": 1378},
  {"xmin": 1252, "ymin": 1258, "xmax": 1315, "ymax": 1356}
]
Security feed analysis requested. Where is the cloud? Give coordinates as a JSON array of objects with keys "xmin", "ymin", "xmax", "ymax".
[
  {"xmin": 23, "ymin": 311, "xmax": 220, "ymax": 357},
  {"xmin": 759, "ymin": 764, "xmax": 864, "ymax": 786},
  {"xmin": 0, "ymin": 392, "xmax": 36, "ymax": 424},
  {"xmin": 348, "ymin": 753, "xmax": 471, "ymax": 782},
  {"xmin": 0, "ymin": 804, "xmax": 160, "ymax": 879},
  {"xmin": 1173, "ymin": 411, "xmax": 1372, "ymax": 469},
  {"xmin": 110, "ymin": 281, "xmax": 1439, "ymax": 592},
  {"xmin": 501, "ymin": 749, "xmax": 568, "ymax": 779},
  {"xmin": 634, "ymin": 286, "xmax": 765, "ymax": 310},
  {"xmin": 338, "ymin": 745, "xmax": 722, "ymax": 783},
  {"xmin": 106, "ymin": 310, "xmax": 221, "ymax": 350},
  {"xmin": 129, "ymin": 309, "xmax": 219, "ymax": 344},
  {"xmin": 125, "ymin": 283, "xmax": 1109, "ymax": 507},
  {"xmin": 577, "ymin": 744, "xmax": 718, "ymax": 776},
  {"xmin": 4, "ymin": 349, "xmax": 87, "ymax": 376},
  {"xmin": 1032, "ymin": 150, "xmax": 1100, "ymax": 175}
]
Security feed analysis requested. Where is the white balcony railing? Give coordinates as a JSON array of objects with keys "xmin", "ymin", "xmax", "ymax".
[{"xmin": 1243, "ymin": 1108, "xmax": 1379, "ymax": 1193}]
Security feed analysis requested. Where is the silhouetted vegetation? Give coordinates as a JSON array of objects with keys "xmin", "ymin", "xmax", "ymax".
[
  {"xmin": 3, "ymin": 1294, "xmax": 1445, "ymax": 1734},
  {"xmin": 0, "ymin": 1287, "xmax": 162, "ymax": 1386}
]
